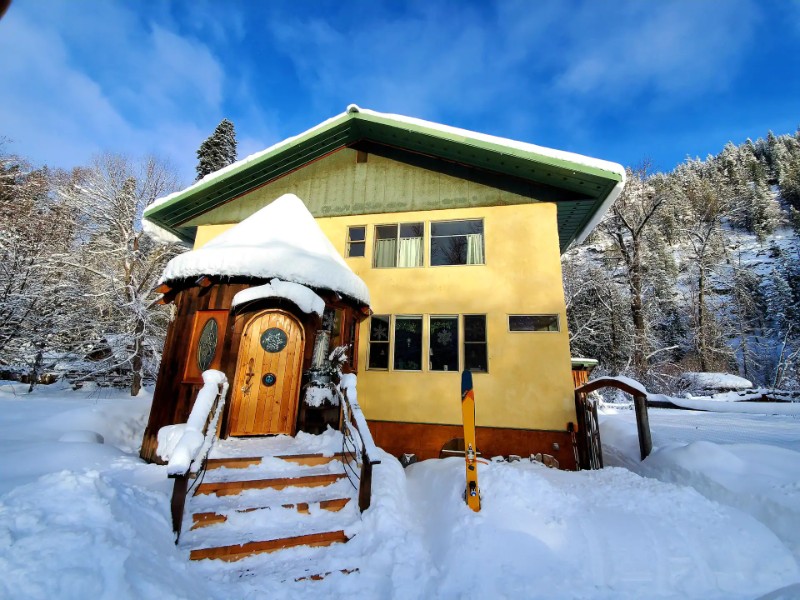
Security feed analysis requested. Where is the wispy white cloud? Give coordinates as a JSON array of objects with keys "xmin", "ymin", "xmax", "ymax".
[{"xmin": 0, "ymin": 2, "xmax": 228, "ymax": 181}]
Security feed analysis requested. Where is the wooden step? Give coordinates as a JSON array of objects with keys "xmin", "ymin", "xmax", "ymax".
[
  {"xmin": 205, "ymin": 457, "xmax": 263, "ymax": 470},
  {"xmin": 191, "ymin": 498, "xmax": 351, "ymax": 529},
  {"xmin": 276, "ymin": 452, "xmax": 347, "ymax": 466},
  {"xmin": 189, "ymin": 530, "xmax": 349, "ymax": 561},
  {"xmin": 194, "ymin": 473, "xmax": 347, "ymax": 497},
  {"xmin": 205, "ymin": 453, "xmax": 346, "ymax": 470}
]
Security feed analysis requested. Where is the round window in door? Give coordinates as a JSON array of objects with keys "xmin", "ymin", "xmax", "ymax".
[{"xmin": 260, "ymin": 328, "xmax": 288, "ymax": 353}]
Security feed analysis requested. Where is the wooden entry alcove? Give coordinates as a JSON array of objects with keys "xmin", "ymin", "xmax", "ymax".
[{"xmin": 227, "ymin": 310, "xmax": 305, "ymax": 436}]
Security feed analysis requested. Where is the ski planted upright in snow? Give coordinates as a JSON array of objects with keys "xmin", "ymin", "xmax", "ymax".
[{"xmin": 461, "ymin": 370, "xmax": 481, "ymax": 512}]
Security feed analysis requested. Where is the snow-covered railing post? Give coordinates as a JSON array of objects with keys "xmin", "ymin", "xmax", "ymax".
[
  {"xmin": 155, "ymin": 370, "xmax": 229, "ymax": 541},
  {"xmin": 575, "ymin": 376, "xmax": 652, "ymax": 466},
  {"xmin": 337, "ymin": 373, "xmax": 381, "ymax": 512}
]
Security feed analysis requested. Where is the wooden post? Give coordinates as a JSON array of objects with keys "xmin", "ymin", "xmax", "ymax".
[
  {"xmin": 633, "ymin": 394, "xmax": 652, "ymax": 460},
  {"xmin": 358, "ymin": 458, "xmax": 372, "ymax": 512},
  {"xmin": 170, "ymin": 474, "xmax": 189, "ymax": 542}
]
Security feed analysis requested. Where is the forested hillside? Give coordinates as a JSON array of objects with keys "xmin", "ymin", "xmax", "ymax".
[{"xmin": 564, "ymin": 129, "xmax": 800, "ymax": 391}]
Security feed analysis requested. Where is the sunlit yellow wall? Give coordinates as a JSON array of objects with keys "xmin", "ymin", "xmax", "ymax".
[{"xmin": 194, "ymin": 202, "xmax": 576, "ymax": 432}]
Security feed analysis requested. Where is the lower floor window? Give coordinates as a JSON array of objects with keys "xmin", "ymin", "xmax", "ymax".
[
  {"xmin": 430, "ymin": 316, "xmax": 459, "ymax": 371},
  {"xmin": 393, "ymin": 316, "xmax": 423, "ymax": 370},
  {"xmin": 464, "ymin": 315, "xmax": 488, "ymax": 372},
  {"xmin": 367, "ymin": 313, "xmax": 487, "ymax": 373}
]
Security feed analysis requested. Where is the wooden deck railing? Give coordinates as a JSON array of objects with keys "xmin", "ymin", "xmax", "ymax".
[
  {"xmin": 336, "ymin": 375, "xmax": 381, "ymax": 512},
  {"xmin": 574, "ymin": 377, "xmax": 652, "ymax": 470},
  {"xmin": 162, "ymin": 373, "xmax": 229, "ymax": 542}
]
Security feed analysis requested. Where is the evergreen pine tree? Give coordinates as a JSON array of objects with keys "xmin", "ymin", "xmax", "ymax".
[{"xmin": 195, "ymin": 119, "xmax": 237, "ymax": 181}]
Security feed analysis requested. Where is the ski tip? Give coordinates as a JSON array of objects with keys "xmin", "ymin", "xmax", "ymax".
[{"xmin": 461, "ymin": 370, "xmax": 473, "ymax": 396}]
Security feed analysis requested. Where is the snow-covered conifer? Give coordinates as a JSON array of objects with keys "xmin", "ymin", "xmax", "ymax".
[{"xmin": 195, "ymin": 119, "xmax": 237, "ymax": 181}]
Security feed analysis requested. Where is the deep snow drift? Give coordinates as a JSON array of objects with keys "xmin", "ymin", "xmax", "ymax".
[{"xmin": 1, "ymin": 381, "xmax": 798, "ymax": 599}]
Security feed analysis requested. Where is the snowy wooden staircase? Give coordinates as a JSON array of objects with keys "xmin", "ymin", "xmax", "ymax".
[{"xmin": 181, "ymin": 438, "xmax": 359, "ymax": 562}]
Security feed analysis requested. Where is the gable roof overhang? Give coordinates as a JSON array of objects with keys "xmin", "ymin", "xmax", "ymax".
[{"xmin": 144, "ymin": 106, "xmax": 625, "ymax": 252}]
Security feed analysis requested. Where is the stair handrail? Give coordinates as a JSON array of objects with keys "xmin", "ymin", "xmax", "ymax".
[
  {"xmin": 336, "ymin": 373, "xmax": 380, "ymax": 512},
  {"xmin": 156, "ymin": 369, "xmax": 229, "ymax": 541}
]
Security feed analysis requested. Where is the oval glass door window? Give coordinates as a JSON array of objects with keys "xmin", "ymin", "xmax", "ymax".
[
  {"xmin": 262, "ymin": 373, "xmax": 277, "ymax": 387},
  {"xmin": 260, "ymin": 327, "xmax": 288, "ymax": 353},
  {"xmin": 197, "ymin": 318, "xmax": 218, "ymax": 371}
]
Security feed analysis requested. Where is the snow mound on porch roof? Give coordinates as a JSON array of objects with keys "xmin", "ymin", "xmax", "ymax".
[{"xmin": 159, "ymin": 193, "xmax": 370, "ymax": 305}]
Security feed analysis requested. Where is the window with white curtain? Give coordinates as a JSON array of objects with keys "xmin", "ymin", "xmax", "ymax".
[
  {"xmin": 373, "ymin": 222, "xmax": 423, "ymax": 268},
  {"xmin": 430, "ymin": 219, "xmax": 485, "ymax": 266}
]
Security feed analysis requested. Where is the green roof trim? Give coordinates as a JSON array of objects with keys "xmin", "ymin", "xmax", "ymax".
[{"xmin": 144, "ymin": 107, "xmax": 624, "ymax": 249}]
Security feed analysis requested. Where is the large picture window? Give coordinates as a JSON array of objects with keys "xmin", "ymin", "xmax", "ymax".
[
  {"xmin": 393, "ymin": 316, "xmax": 423, "ymax": 371},
  {"xmin": 430, "ymin": 219, "xmax": 484, "ymax": 266},
  {"xmin": 464, "ymin": 314, "xmax": 488, "ymax": 372},
  {"xmin": 430, "ymin": 316, "xmax": 459, "ymax": 371},
  {"xmin": 373, "ymin": 222, "xmax": 424, "ymax": 268}
]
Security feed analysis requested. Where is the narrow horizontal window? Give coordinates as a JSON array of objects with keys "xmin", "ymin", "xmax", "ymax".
[
  {"xmin": 509, "ymin": 315, "xmax": 559, "ymax": 332},
  {"xmin": 374, "ymin": 223, "xmax": 423, "ymax": 268},
  {"xmin": 430, "ymin": 316, "xmax": 459, "ymax": 371},
  {"xmin": 367, "ymin": 315, "xmax": 390, "ymax": 370},
  {"xmin": 464, "ymin": 314, "xmax": 487, "ymax": 372},
  {"xmin": 346, "ymin": 226, "xmax": 366, "ymax": 258},
  {"xmin": 393, "ymin": 316, "xmax": 422, "ymax": 371},
  {"xmin": 430, "ymin": 219, "xmax": 484, "ymax": 266}
]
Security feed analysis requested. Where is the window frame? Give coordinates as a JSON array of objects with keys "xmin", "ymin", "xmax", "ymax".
[
  {"xmin": 182, "ymin": 309, "xmax": 228, "ymax": 383},
  {"xmin": 366, "ymin": 314, "xmax": 392, "ymax": 371},
  {"xmin": 346, "ymin": 225, "xmax": 367, "ymax": 258},
  {"xmin": 372, "ymin": 221, "xmax": 425, "ymax": 269},
  {"xmin": 508, "ymin": 314, "xmax": 561, "ymax": 333},
  {"xmin": 429, "ymin": 218, "xmax": 485, "ymax": 267},
  {"xmin": 392, "ymin": 314, "xmax": 423, "ymax": 371},
  {"xmin": 429, "ymin": 314, "xmax": 460, "ymax": 372},
  {"xmin": 462, "ymin": 313, "xmax": 489, "ymax": 374}
]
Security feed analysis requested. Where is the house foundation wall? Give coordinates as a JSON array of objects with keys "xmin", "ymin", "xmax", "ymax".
[{"xmin": 368, "ymin": 420, "xmax": 577, "ymax": 470}]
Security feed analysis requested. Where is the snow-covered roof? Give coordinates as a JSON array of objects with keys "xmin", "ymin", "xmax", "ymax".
[
  {"xmin": 231, "ymin": 279, "xmax": 325, "ymax": 317},
  {"xmin": 143, "ymin": 105, "xmax": 625, "ymax": 252},
  {"xmin": 159, "ymin": 193, "xmax": 370, "ymax": 305}
]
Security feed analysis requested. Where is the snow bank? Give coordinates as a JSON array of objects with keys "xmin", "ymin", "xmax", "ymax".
[
  {"xmin": 602, "ymin": 411, "xmax": 800, "ymax": 564},
  {"xmin": 404, "ymin": 457, "xmax": 798, "ymax": 599},
  {"xmin": 159, "ymin": 194, "xmax": 369, "ymax": 305},
  {"xmin": 0, "ymin": 470, "xmax": 206, "ymax": 600},
  {"xmin": 680, "ymin": 372, "xmax": 753, "ymax": 390},
  {"xmin": 668, "ymin": 395, "xmax": 800, "ymax": 415},
  {"xmin": 232, "ymin": 279, "xmax": 324, "ymax": 316}
]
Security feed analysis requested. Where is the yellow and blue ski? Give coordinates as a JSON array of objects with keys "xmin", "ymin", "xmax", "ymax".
[{"xmin": 461, "ymin": 370, "xmax": 481, "ymax": 512}]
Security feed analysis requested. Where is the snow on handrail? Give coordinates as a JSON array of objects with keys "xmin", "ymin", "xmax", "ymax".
[
  {"xmin": 339, "ymin": 373, "xmax": 380, "ymax": 465},
  {"xmin": 156, "ymin": 370, "xmax": 229, "ymax": 476}
]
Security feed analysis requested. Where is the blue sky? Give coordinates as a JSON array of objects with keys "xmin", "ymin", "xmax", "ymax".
[{"xmin": 1, "ymin": 0, "xmax": 799, "ymax": 186}]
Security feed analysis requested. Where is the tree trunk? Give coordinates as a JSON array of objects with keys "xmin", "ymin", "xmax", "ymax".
[
  {"xmin": 698, "ymin": 267, "xmax": 708, "ymax": 371},
  {"xmin": 131, "ymin": 314, "xmax": 144, "ymax": 396}
]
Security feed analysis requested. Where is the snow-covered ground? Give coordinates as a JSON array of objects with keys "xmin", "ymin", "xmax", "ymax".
[{"xmin": 1, "ymin": 381, "xmax": 799, "ymax": 599}]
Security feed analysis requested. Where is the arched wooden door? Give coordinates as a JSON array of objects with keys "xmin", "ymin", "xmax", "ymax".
[{"xmin": 228, "ymin": 310, "xmax": 305, "ymax": 436}]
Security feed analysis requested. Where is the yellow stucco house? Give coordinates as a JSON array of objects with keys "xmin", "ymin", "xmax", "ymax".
[{"xmin": 142, "ymin": 105, "xmax": 624, "ymax": 469}]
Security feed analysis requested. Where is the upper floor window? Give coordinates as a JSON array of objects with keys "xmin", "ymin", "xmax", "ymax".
[
  {"xmin": 374, "ymin": 222, "xmax": 423, "ymax": 268},
  {"xmin": 346, "ymin": 226, "xmax": 366, "ymax": 257},
  {"xmin": 431, "ymin": 219, "xmax": 484, "ymax": 266},
  {"xmin": 509, "ymin": 314, "xmax": 560, "ymax": 332}
]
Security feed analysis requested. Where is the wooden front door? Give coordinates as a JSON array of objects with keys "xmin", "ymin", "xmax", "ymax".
[{"xmin": 228, "ymin": 310, "xmax": 304, "ymax": 436}]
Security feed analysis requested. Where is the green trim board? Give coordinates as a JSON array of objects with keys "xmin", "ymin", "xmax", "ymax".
[{"xmin": 144, "ymin": 107, "xmax": 624, "ymax": 250}]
